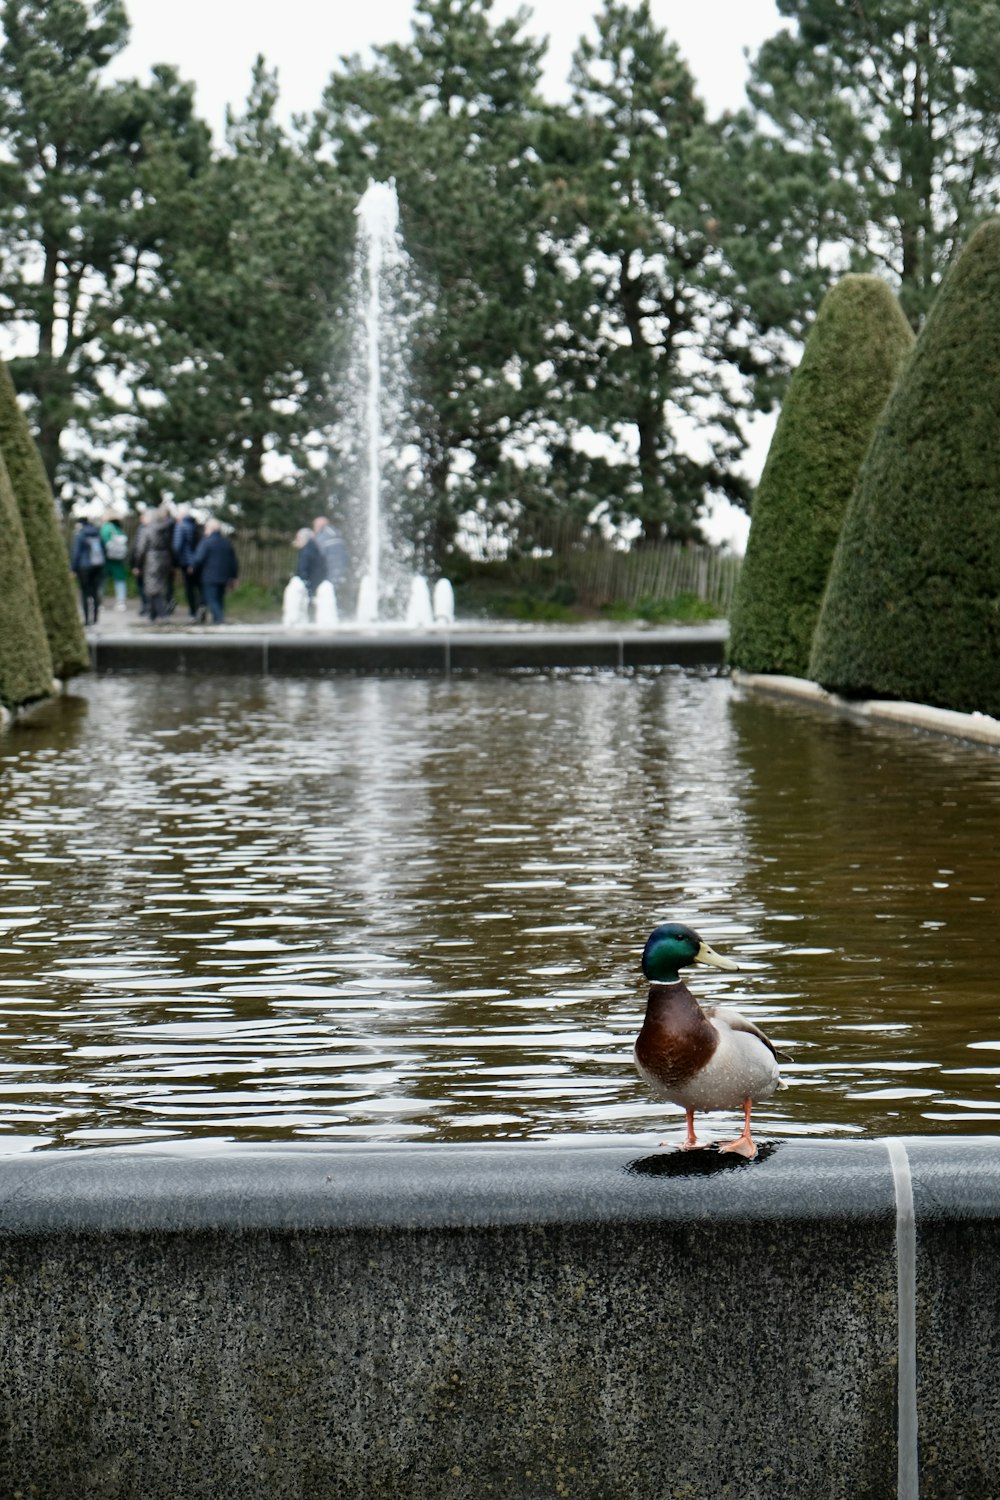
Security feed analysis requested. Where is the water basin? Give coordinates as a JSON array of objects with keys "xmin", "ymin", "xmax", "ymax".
[{"xmin": 0, "ymin": 669, "xmax": 998, "ymax": 1149}]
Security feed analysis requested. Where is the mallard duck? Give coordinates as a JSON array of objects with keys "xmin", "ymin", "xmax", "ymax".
[{"xmin": 633, "ymin": 922, "xmax": 786, "ymax": 1158}]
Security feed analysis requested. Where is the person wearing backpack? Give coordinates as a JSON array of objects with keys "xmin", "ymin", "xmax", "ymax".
[
  {"xmin": 100, "ymin": 512, "xmax": 129, "ymax": 612},
  {"xmin": 70, "ymin": 513, "xmax": 106, "ymax": 625}
]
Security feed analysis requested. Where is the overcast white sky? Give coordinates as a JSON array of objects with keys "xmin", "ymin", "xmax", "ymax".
[
  {"xmin": 109, "ymin": 1, "xmax": 787, "ymax": 547},
  {"xmin": 112, "ymin": 1, "xmax": 784, "ymax": 139}
]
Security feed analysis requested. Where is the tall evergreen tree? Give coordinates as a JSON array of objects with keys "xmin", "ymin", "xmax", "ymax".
[
  {"xmin": 0, "ymin": 447, "xmax": 54, "ymax": 709},
  {"xmin": 0, "ymin": 0, "xmax": 210, "ymax": 502},
  {"xmin": 114, "ymin": 61, "xmax": 351, "ymax": 528},
  {"xmin": 810, "ymin": 220, "xmax": 1000, "ymax": 715},
  {"xmin": 541, "ymin": 1, "xmax": 787, "ymax": 542},
  {"xmin": 748, "ymin": 0, "xmax": 1000, "ymax": 328},
  {"xmin": 728, "ymin": 275, "xmax": 913, "ymax": 677},
  {"xmin": 0, "ymin": 360, "xmax": 88, "ymax": 680},
  {"xmin": 316, "ymin": 0, "xmax": 555, "ymax": 562}
]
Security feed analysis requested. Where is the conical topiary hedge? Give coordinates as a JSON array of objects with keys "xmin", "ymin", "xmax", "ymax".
[
  {"xmin": 810, "ymin": 220, "xmax": 1000, "ymax": 715},
  {"xmin": 0, "ymin": 361, "xmax": 89, "ymax": 681},
  {"xmin": 728, "ymin": 274, "xmax": 914, "ymax": 677},
  {"xmin": 0, "ymin": 448, "xmax": 55, "ymax": 710}
]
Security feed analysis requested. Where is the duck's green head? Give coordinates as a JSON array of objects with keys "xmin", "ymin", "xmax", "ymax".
[{"xmin": 641, "ymin": 922, "xmax": 739, "ymax": 983}]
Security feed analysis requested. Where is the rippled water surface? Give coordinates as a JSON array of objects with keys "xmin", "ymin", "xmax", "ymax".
[{"xmin": 1, "ymin": 670, "xmax": 999, "ymax": 1151}]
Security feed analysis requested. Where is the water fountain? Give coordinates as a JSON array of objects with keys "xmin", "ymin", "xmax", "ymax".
[
  {"xmin": 343, "ymin": 180, "xmax": 452, "ymax": 629},
  {"xmin": 282, "ymin": 575, "xmax": 310, "ymax": 628},
  {"xmin": 355, "ymin": 181, "xmax": 395, "ymax": 624},
  {"xmin": 313, "ymin": 579, "xmax": 339, "ymax": 629}
]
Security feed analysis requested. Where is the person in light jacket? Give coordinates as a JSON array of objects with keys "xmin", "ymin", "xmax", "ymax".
[
  {"xmin": 132, "ymin": 504, "xmax": 175, "ymax": 622},
  {"xmin": 192, "ymin": 519, "xmax": 239, "ymax": 623}
]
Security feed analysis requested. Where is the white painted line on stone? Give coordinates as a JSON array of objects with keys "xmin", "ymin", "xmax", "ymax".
[{"xmin": 886, "ymin": 1139, "xmax": 920, "ymax": 1500}]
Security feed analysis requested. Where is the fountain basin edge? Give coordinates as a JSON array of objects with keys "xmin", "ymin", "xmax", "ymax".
[
  {"xmin": 85, "ymin": 624, "xmax": 728, "ymax": 676},
  {"xmin": 733, "ymin": 668, "xmax": 1000, "ymax": 748},
  {"xmin": 0, "ymin": 1137, "xmax": 995, "ymax": 1499}
]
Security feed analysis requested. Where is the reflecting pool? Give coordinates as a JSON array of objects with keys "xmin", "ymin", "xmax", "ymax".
[{"xmin": 0, "ymin": 670, "xmax": 998, "ymax": 1150}]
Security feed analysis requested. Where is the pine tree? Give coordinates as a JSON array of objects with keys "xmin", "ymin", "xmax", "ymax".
[
  {"xmin": 0, "ymin": 0, "xmax": 210, "ymax": 501},
  {"xmin": 0, "ymin": 361, "xmax": 89, "ymax": 681},
  {"xmin": 728, "ymin": 276, "xmax": 913, "ymax": 676},
  {"xmin": 748, "ymin": 0, "xmax": 1000, "ymax": 328},
  {"xmin": 809, "ymin": 220, "xmax": 1000, "ymax": 714},
  {"xmin": 116, "ymin": 61, "xmax": 351, "ymax": 529},
  {"xmin": 0, "ymin": 446, "xmax": 54, "ymax": 710},
  {"xmin": 540, "ymin": 0, "xmax": 788, "ymax": 542}
]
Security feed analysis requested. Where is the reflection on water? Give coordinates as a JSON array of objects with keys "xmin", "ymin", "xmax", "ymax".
[{"xmin": 0, "ymin": 671, "xmax": 998, "ymax": 1151}]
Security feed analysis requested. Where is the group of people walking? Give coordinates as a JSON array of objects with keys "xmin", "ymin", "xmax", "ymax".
[
  {"xmin": 72, "ymin": 506, "xmax": 351, "ymax": 627},
  {"xmin": 70, "ymin": 502, "xmax": 239, "ymax": 626}
]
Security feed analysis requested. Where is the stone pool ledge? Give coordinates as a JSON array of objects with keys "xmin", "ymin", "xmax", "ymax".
[
  {"xmin": 85, "ymin": 621, "xmax": 728, "ymax": 676},
  {"xmin": 733, "ymin": 669, "xmax": 1000, "ymax": 748},
  {"xmin": 0, "ymin": 1137, "xmax": 996, "ymax": 1499}
]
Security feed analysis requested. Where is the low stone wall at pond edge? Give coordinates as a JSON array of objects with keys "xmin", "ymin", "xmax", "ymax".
[
  {"xmin": 0, "ymin": 1139, "xmax": 994, "ymax": 1499},
  {"xmin": 86, "ymin": 623, "xmax": 728, "ymax": 676}
]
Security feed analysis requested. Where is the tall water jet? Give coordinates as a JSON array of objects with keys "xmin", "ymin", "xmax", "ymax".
[
  {"xmin": 339, "ymin": 180, "xmax": 451, "ymax": 628},
  {"xmin": 356, "ymin": 181, "xmax": 397, "ymax": 621},
  {"xmin": 343, "ymin": 181, "xmax": 416, "ymax": 623}
]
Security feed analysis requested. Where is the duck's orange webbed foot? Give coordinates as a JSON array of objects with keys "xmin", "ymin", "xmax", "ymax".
[
  {"xmin": 673, "ymin": 1107, "xmax": 701, "ymax": 1151},
  {"xmin": 718, "ymin": 1135, "xmax": 757, "ymax": 1159},
  {"xmin": 718, "ymin": 1098, "xmax": 758, "ymax": 1159}
]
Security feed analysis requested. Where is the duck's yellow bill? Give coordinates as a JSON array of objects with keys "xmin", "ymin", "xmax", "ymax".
[{"xmin": 695, "ymin": 941, "xmax": 739, "ymax": 972}]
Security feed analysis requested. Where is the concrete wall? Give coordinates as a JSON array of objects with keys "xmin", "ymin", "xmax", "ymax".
[
  {"xmin": 0, "ymin": 1139, "xmax": 994, "ymax": 1499},
  {"xmin": 86, "ymin": 625, "xmax": 727, "ymax": 677}
]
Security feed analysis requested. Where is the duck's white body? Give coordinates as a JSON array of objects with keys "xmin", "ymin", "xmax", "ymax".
[{"xmin": 634, "ymin": 1001, "xmax": 782, "ymax": 1111}]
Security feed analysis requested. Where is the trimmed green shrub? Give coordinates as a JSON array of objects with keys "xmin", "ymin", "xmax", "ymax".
[
  {"xmin": 0, "ymin": 448, "xmax": 55, "ymax": 710},
  {"xmin": 810, "ymin": 221, "xmax": 1000, "ymax": 714},
  {"xmin": 728, "ymin": 275, "xmax": 914, "ymax": 676},
  {"xmin": 0, "ymin": 362, "xmax": 89, "ymax": 681}
]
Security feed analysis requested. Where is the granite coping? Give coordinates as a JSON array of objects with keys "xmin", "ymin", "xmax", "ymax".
[
  {"xmin": 0, "ymin": 1137, "xmax": 994, "ymax": 1233},
  {"xmin": 84, "ymin": 623, "xmax": 728, "ymax": 675}
]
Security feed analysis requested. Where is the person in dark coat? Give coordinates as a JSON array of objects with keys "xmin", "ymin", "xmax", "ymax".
[
  {"xmin": 172, "ymin": 505, "xmax": 203, "ymax": 621},
  {"xmin": 296, "ymin": 516, "xmax": 350, "ymax": 609},
  {"xmin": 132, "ymin": 504, "xmax": 175, "ymax": 622},
  {"xmin": 312, "ymin": 516, "xmax": 349, "ymax": 588},
  {"xmin": 70, "ymin": 515, "xmax": 105, "ymax": 625},
  {"xmin": 294, "ymin": 527, "xmax": 324, "ymax": 597},
  {"xmin": 130, "ymin": 506, "xmax": 151, "ymax": 615},
  {"xmin": 192, "ymin": 519, "xmax": 239, "ymax": 623}
]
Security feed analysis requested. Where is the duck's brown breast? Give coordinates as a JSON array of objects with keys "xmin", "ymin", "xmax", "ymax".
[{"xmin": 634, "ymin": 981, "xmax": 719, "ymax": 1090}]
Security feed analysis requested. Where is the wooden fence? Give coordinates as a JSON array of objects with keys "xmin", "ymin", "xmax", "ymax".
[
  {"xmin": 490, "ymin": 539, "xmax": 742, "ymax": 613},
  {"xmin": 229, "ymin": 530, "xmax": 740, "ymax": 613}
]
